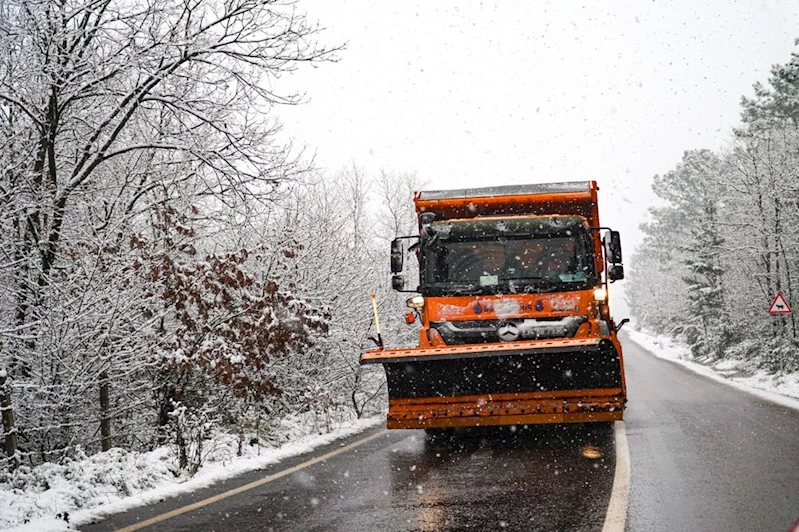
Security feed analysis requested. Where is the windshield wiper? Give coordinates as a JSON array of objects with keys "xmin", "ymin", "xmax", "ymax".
[
  {"xmin": 448, "ymin": 283, "xmax": 483, "ymax": 295},
  {"xmin": 506, "ymin": 276, "xmax": 564, "ymax": 293},
  {"xmin": 509, "ymin": 275, "xmax": 557, "ymax": 284}
]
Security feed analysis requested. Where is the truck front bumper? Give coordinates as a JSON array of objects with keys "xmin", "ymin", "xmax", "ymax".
[{"xmin": 386, "ymin": 390, "xmax": 624, "ymax": 429}]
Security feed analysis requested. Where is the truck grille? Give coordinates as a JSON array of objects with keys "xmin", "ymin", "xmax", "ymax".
[{"xmin": 431, "ymin": 316, "xmax": 587, "ymax": 345}]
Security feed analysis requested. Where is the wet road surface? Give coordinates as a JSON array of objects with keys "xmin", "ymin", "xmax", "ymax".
[
  {"xmin": 82, "ymin": 333, "xmax": 799, "ymax": 531},
  {"xmin": 622, "ymin": 333, "xmax": 799, "ymax": 532},
  {"xmin": 82, "ymin": 424, "xmax": 616, "ymax": 531}
]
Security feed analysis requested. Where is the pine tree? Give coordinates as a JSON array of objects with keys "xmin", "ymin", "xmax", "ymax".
[{"xmin": 630, "ymin": 149, "xmax": 731, "ymax": 358}]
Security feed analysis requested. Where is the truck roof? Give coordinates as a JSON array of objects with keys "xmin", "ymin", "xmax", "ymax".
[
  {"xmin": 416, "ymin": 181, "xmax": 594, "ymax": 201},
  {"xmin": 414, "ymin": 180, "xmax": 600, "ymax": 227}
]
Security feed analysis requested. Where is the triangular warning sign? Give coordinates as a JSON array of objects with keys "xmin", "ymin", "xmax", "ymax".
[{"xmin": 768, "ymin": 292, "xmax": 792, "ymax": 315}]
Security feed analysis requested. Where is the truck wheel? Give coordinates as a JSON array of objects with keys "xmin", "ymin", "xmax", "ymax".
[{"xmin": 424, "ymin": 427, "xmax": 454, "ymax": 440}]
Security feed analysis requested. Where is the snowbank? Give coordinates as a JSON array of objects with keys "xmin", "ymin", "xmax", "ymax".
[
  {"xmin": 624, "ymin": 327, "xmax": 799, "ymax": 412},
  {"xmin": 0, "ymin": 416, "xmax": 382, "ymax": 532}
]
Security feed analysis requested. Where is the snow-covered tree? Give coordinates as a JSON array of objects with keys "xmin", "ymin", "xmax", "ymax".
[
  {"xmin": 629, "ymin": 150, "xmax": 730, "ymax": 357},
  {"xmin": 0, "ymin": 0, "xmax": 337, "ymax": 467},
  {"xmin": 629, "ymin": 45, "xmax": 799, "ymax": 373}
]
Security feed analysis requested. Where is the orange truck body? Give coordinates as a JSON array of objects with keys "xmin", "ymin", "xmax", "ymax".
[{"xmin": 360, "ymin": 181, "xmax": 626, "ymax": 430}]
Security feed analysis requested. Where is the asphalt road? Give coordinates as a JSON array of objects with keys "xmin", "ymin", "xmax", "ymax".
[
  {"xmin": 82, "ymin": 424, "xmax": 616, "ymax": 531},
  {"xmin": 622, "ymin": 333, "xmax": 799, "ymax": 532},
  {"xmin": 81, "ymin": 333, "xmax": 799, "ymax": 532}
]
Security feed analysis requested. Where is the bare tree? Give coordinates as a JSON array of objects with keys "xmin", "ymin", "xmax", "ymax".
[
  {"xmin": 0, "ymin": 0, "xmax": 335, "ymax": 335},
  {"xmin": 0, "ymin": 0, "xmax": 338, "ymax": 466}
]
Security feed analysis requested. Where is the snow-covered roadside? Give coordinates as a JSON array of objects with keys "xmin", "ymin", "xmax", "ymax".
[
  {"xmin": 624, "ymin": 327, "xmax": 799, "ymax": 412},
  {"xmin": 1, "ymin": 416, "xmax": 383, "ymax": 532}
]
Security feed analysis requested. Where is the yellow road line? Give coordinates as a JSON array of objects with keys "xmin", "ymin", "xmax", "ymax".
[
  {"xmin": 602, "ymin": 420, "xmax": 630, "ymax": 532},
  {"xmin": 115, "ymin": 430, "xmax": 387, "ymax": 532}
]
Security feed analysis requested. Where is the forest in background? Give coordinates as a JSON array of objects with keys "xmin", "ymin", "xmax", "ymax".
[
  {"xmin": 627, "ymin": 45, "xmax": 799, "ymax": 374},
  {"xmin": 0, "ymin": 0, "xmax": 420, "ymax": 473}
]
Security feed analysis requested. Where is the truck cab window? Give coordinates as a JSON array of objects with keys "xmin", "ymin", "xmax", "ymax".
[{"xmin": 421, "ymin": 217, "xmax": 595, "ymax": 295}]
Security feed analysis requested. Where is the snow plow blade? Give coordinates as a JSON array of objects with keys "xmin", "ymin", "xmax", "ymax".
[{"xmin": 360, "ymin": 338, "xmax": 624, "ymax": 429}]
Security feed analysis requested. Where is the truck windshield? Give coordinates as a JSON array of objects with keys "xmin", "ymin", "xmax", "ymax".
[{"xmin": 420, "ymin": 217, "xmax": 596, "ymax": 296}]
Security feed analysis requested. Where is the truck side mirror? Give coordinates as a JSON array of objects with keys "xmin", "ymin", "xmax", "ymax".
[
  {"xmin": 392, "ymin": 274, "xmax": 405, "ymax": 291},
  {"xmin": 603, "ymin": 230, "xmax": 623, "ymax": 264},
  {"xmin": 390, "ymin": 239, "xmax": 404, "ymax": 273},
  {"xmin": 608, "ymin": 264, "xmax": 625, "ymax": 282}
]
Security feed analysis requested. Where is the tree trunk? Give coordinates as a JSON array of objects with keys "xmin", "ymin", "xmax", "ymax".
[
  {"xmin": 100, "ymin": 371, "xmax": 112, "ymax": 451},
  {"xmin": 0, "ymin": 366, "xmax": 19, "ymax": 469}
]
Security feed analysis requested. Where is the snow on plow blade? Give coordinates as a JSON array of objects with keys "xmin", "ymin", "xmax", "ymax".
[{"xmin": 360, "ymin": 338, "xmax": 624, "ymax": 429}]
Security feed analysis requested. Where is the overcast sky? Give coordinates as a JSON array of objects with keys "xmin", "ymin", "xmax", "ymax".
[{"xmin": 274, "ymin": 0, "xmax": 799, "ymax": 313}]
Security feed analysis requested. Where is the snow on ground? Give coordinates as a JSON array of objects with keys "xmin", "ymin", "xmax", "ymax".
[
  {"xmin": 0, "ymin": 416, "xmax": 382, "ymax": 532},
  {"xmin": 624, "ymin": 326, "xmax": 799, "ymax": 412}
]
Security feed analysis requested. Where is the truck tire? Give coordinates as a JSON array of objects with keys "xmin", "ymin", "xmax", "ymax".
[{"xmin": 424, "ymin": 427, "xmax": 454, "ymax": 440}]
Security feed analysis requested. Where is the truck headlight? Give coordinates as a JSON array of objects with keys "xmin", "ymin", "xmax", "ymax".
[
  {"xmin": 593, "ymin": 287, "xmax": 607, "ymax": 301},
  {"xmin": 406, "ymin": 296, "xmax": 425, "ymax": 309}
]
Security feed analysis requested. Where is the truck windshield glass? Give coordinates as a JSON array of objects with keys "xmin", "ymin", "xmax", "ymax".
[{"xmin": 421, "ymin": 217, "xmax": 595, "ymax": 296}]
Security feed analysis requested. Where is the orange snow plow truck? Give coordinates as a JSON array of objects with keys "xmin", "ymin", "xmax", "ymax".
[{"xmin": 360, "ymin": 181, "xmax": 628, "ymax": 430}]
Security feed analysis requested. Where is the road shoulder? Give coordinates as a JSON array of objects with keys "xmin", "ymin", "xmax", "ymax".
[{"xmin": 622, "ymin": 329, "xmax": 799, "ymax": 412}]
